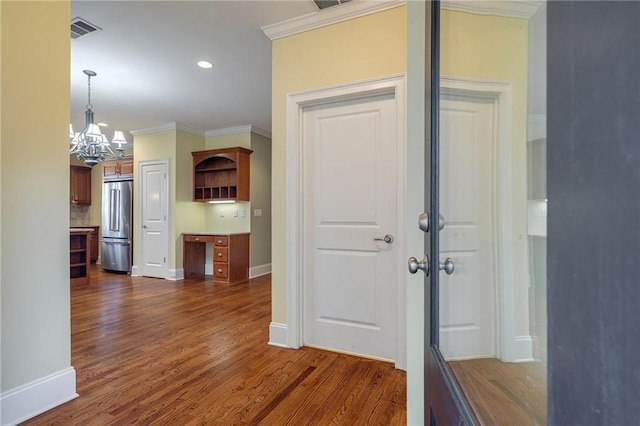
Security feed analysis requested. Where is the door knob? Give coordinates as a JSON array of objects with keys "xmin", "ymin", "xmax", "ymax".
[
  {"xmin": 418, "ymin": 212, "xmax": 445, "ymax": 233},
  {"xmin": 374, "ymin": 234, "xmax": 394, "ymax": 244},
  {"xmin": 408, "ymin": 256, "xmax": 430, "ymax": 275},
  {"xmin": 439, "ymin": 258, "xmax": 455, "ymax": 275}
]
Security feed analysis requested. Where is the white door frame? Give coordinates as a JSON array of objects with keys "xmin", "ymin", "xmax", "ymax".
[
  {"xmin": 441, "ymin": 76, "xmax": 532, "ymax": 362},
  {"xmin": 135, "ymin": 158, "xmax": 170, "ymax": 279},
  {"xmin": 285, "ymin": 74, "xmax": 407, "ymax": 369}
]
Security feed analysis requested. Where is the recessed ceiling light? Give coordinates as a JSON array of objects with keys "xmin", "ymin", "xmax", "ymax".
[
  {"xmin": 97, "ymin": 122, "xmax": 108, "ymax": 127},
  {"xmin": 197, "ymin": 60, "xmax": 213, "ymax": 69}
]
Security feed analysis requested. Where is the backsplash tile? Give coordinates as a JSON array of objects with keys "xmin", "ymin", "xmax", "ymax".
[{"xmin": 70, "ymin": 205, "xmax": 91, "ymax": 226}]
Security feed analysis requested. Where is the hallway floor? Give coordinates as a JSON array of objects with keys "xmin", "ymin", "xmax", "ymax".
[{"xmin": 23, "ymin": 267, "xmax": 406, "ymax": 425}]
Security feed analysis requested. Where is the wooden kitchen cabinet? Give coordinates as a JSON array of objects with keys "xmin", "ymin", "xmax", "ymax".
[
  {"xmin": 192, "ymin": 147, "xmax": 252, "ymax": 202},
  {"xmin": 183, "ymin": 233, "xmax": 250, "ymax": 283},
  {"xmin": 70, "ymin": 165, "xmax": 92, "ymax": 205},
  {"xmin": 103, "ymin": 157, "xmax": 133, "ymax": 181},
  {"xmin": 70, "ymin": 230, "xmax": 90, "ymax": 287},
  {"xmin": 71, "ymin": 225, "xmax": 100, "ymax": 262}
]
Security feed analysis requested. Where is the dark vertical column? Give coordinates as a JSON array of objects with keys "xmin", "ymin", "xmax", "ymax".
[{"xmin": 548, "ymin": 2, "xmax": 640, "ymax": 424}]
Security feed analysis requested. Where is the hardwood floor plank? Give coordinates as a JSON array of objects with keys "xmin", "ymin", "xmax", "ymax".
[{"xmin": 22, "ymin": 267, "xmax": 406, "ymax": 425}]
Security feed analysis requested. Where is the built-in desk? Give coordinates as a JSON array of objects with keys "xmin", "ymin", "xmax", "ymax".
[{"xmin": 183, "ymin": 233, "xmax": 250, "ymax": 283}]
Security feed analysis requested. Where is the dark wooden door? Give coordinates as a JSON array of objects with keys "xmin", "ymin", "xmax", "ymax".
[
  {"xmin": 548, "ymin": 1, "xmax": 640, "ymax": 423},
  {"xmin": 422, "ymin": 1, "xmax": 640, "ymax": 424}
]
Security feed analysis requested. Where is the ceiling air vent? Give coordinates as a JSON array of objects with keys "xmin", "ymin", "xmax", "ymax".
[
  {"xmin": 313, "ymin": 0, "xmax": 352, "ymax": 11},
  {"xmin": 71, "ymin": 17, "xmax": 101, "ymax": 39}
]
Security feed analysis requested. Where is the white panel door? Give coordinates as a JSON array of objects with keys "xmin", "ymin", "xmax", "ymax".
[
  {"xmin": 140, "ymin": 161, "xmax": 168, "ymax": 278},
  {"xmin": 303, "ymin": 93, "xmax": 397, "ymax": 361},
  {"xmin": 439, "ymin": 93, "xmax": 496, "ymax": 360}
]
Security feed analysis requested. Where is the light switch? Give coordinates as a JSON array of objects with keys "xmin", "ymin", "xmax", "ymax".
[
  {"xmin": 240, "ymin": 209, "xmax": 246, "ymax": 217},
  {"xmin": 254, "ymin": 209, "xmax": 262, "ymax": 217},
  {"xmin": 219, "ymin": 209, "xmax": 224, "ymax": 217},
  {"xmin": 233, "ymin": 209, "xmax": 238, "ymax": 217}
]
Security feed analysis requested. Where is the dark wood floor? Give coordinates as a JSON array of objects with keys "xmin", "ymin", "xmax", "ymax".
[
  {"xmin": 24, "ymin": 267, "xmax": 406, "ymax": 425},
  {"xmin": 449, "ymin": 358, "xmax": 546, "ymax": 425}
]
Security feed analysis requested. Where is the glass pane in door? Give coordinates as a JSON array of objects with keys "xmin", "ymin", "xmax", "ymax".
[{"xmin": 438, "ymin": 3, "xmax": 547, "ymax": 424}]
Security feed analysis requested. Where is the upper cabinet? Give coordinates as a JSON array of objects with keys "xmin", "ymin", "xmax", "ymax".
[
  {"xmin": 104, "ymin": 157, "xmax": 134, "ymax": 181},
  {"xmin": 192, "ymin": 147, "xmax": 253, "ymax": 202},
  {"xmin": 70, "ymin": 165, "xmax": 91, "ymax": 205}
]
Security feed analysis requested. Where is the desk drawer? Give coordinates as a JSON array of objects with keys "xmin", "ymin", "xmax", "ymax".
[
  {"xmin": 214, "ymin": 263, "xmax": 228, "ymax": 279},
  {"xmin": 214, "ymin": 247, "xmax": 228, "ymax": 262},
  {"xmin": 184, "ymin": 235, "xmax": 214, "ymax": 243},
  {"xmin": 214, "ymin": 236, "xmax": 228, "ymax": 247}
]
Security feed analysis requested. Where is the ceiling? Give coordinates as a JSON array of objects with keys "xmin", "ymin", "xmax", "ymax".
[{"xmin": 70, "ymin": 1, "xmax": 321, "ymax": 140}]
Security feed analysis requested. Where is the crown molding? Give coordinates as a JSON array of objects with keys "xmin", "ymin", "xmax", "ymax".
[
  {"xmin": 261, "ymin": 0, "xmax": 405, "ymax": 41},
  {"xmin": 205, "ymin": 125, "xmax": 271, "ymax": 139},
  {"xmin": 441, "ymin": 0, "xmax": 543, "ymax": 19},
  {"xmin": 130, "ymin": 122, "xmax": 204, "ymax": 136}
]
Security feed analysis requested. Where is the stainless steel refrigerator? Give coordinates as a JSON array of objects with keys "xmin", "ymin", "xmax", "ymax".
[{"xmin": 101, "ymin": 180, "xmax": 133, "ymax": 272}]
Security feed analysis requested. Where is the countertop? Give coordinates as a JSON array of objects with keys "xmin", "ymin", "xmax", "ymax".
[
  {"xmin": 70, "ymin": 228, "xmax": 94, "ymax": 233},
  {"xmin": 182, "ymin": 232, "xmax": 250, "ymax": 236}
]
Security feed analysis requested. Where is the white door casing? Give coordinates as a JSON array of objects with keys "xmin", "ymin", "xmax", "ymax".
[
  {"xmin": 139, "ymin": 160, "xmax": 169, "ymax": 279},
  {"xmin": 284, "ymin": 74, "xmax": 406, "ymax": 369},
  {"xmin": 302, "ymin": 93, "xmax": 397, "ymax": 361}
]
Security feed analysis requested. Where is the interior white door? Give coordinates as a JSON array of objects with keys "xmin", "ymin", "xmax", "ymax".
[
  {"xmin": 439, "ymin": 93, "xmax": 496, "ymax": 360},
  {"xmin": 303, "ymin": 93, "xmax": 398, "ymax": 361},
  {"xmin": 140, "ymin": 161, "xmax": 168, "ymax": 278}
]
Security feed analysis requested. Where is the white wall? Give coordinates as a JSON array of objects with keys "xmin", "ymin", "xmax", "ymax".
[{"xmin": 406, "ymin": 2, "xmax": 426, "ymax": 424}]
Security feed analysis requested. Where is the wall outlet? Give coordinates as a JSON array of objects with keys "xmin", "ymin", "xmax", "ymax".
[{"xmin": 254, "ymin": 209, "xmax": 262, "ymax": 217}]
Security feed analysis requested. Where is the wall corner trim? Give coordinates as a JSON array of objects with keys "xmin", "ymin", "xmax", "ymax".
[
  {"xmin": 204, "ymin": 125, "xmax": 271, "ymax": 139},
  {"xmin": 268, "ymin": 322, "xmax": 289, "ymax": 348},
  {"xmin": 130, "ymin": 122, "xmax": 204, "ymax": 136},
  {"xmin": 249, "ymin": 263, "xmax": 272, "ymax": 278},
  {"xmin": 167, "ymin": 268, "xmax": 185, "ymax": 281},
  {"xmin": 0, "ymin": 367, "xmax": 78, "ymax": 426},
  {"xmin": 441, "ymin": 0, "xmax": 542, "ymax": 19},
  {"xmin": 261, "ymin": 0, "xmax": 405, "ymax": 40},
  {"xmin": 130, "ymin": 265, "xmax": 140, "ymax": 277}
]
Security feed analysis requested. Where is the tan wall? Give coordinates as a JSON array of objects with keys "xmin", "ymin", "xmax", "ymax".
[
  {"xmin": 271, "ymin": 6, "xmax": 407, "ymax": 323},
  {"xmin": 204, "ymin": 131, "xmax": 272, "ymax": 268},
  {"xmin": 249, "ymin": 132, "xmax": 272, "ymax": 267},
  {"xmin": 1, "ymin": 0, "xmax": 72, "ymax": 393}
]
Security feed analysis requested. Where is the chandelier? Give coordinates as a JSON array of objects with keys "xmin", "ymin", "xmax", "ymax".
[{"xmin": 69, "ymin": 70, "xmax": 127, "ymax": 167}]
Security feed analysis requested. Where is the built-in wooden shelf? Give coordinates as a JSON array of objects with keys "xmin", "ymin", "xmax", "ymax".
[{"xmin": 192, "ymin": 147, "xmax": 252, "ymax": 202}]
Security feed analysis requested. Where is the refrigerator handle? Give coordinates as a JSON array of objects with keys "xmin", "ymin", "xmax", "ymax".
[{"xmin": 110, "ymin": 188, "xmax": 121, "ymax": 232}]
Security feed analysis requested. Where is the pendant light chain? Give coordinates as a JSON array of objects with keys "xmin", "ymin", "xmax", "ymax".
[{"xmin": 86, "ymin": 73, "xmax": 93, "ymax": 110}]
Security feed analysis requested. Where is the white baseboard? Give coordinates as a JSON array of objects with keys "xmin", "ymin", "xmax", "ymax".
[
  {"xmin": 508, "ymin": 335, "xmax": 534, "ymax": 363},
  {"xmin": 250, "ymin": 263, "xmax": 272, "ymax": 278},
  {"xmin": 130, "ymin": 265, "xmax": 140, "ymax": 277},
  {"xmin": 204, "ymin": 264, "xmax": 213, "ymax": 275},
  {"xmin": 167, "ymin": 268, "xmax": 184, "ymax": 281},
  {"xmin": 1, "ymin": 367, "xmax": 78, "ymax": 426},
  {"xmin": 96, "ymin": 256, "xmax": 101, "ymax": 265},
  {"xmin": 268, "ymin": 322, "xmax": 288, "ymax": 348}
]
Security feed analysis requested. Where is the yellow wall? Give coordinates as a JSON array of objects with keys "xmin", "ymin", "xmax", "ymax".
[
  {"xmin": 133, "ymin": 129, "xmax": 177, "ymax": 269},
  {"xmin": 441, "ymin": 10, "xmax": 530, "ymax": 337},
  {"xmin": 249, "ymin": 132, "xmax": 272, "ymax": 267},
  {"xmin": 175, "ymin": 129, "xmax": 205, "ymax": 267},
  {"xmin": 1, "ymin": 0, "xmax": 73, "ymax": 398},
  {"xmin": 271, "ymin": 6, "xmax": 407, "ymax": 323},
  {"xmin": 204, "ymin": 133, "xmax": 252, "ymax": 233}
]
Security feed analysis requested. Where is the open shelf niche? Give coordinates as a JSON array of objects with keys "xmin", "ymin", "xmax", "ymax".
[{"xmin": 192, "ymin": 147, "xmax": 252, "ymax": 202}]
